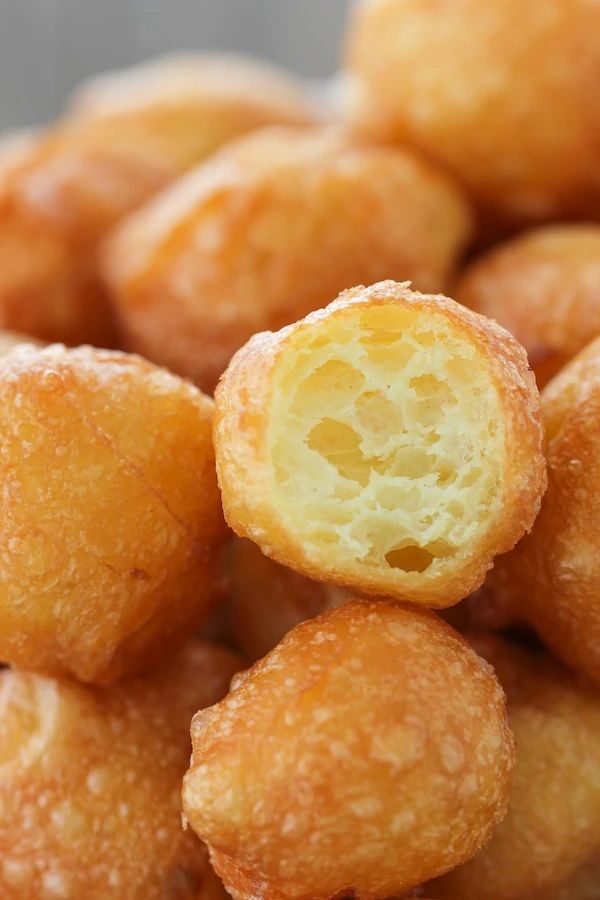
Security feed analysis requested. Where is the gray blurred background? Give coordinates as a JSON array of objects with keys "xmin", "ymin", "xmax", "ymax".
[{"xmin": 0, "ymin": 0, "xmax": 352, "ymax": 130}]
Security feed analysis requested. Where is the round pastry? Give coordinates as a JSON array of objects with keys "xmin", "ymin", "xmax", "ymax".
[
  {"xmin": 0, "ymin": 343, "xmax": 226, "ymax": 684},
  {"xmin": 102, "ymin": 126, "xmax": 473, "ymax": 391},
  {"xmin": 214, "ymin": 281, "xmax": 546, "ymax": 608},
  {"xmin": 0, "ymin": 54, "xmax": 317, "ymax": 347},
  {"xmin": 183, "ymin": 600, "xmax": 514, "ymax": 900},
  {"xmin": 456, "ymin": 225, "xmax": 600, "ymax": 386},
  {"xmin": 488, "ymin": 336, "xmax": 600, "ymax": 685},
  {"xmin": 429, "ymin": 636, "xmax": 600, "ymax": 899},
  {"xmin": 343, "ymin": 0, "xmax": 600, "ymax": 227},
  {"xmin": 0, "ymin": 639, "xmax": 238, "ymax": 899}
]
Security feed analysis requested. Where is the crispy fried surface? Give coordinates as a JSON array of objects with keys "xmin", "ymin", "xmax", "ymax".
[
  {"xmin": 343, "ymin": 0, "xmax": 600, "ymax": 227},
  {"xmin": 0, "ymin": 639, "xmax": 238, "ymax": 899},
  {"xmin": 429, "ymin": 637, "xmax": 600, "ymax": 899},
  {"xmin": 488, "ymin": 337, "xmax": 600, "ymax": 685},
  {"xmin": 182, "ymin": 601, "xmax": 514, "ymax": 900},
  {"xmin": 0, "ymin": 55, "xmax": 317, "ymax": 347},
  {"xmin": 456, "ymin": 225, "xmax": 600, "ymax": 387},
  {"xmin": 227, "ymin": 537, "xmax": 349, "ymax": 662},
  {"xmin": 215, "ymin": 281, "xmax": 545, "ymax": 608},
  {"xmin": 102, "ymin": 127, "xmax": 473, "ymax": 392},
  {"xmin": 0, "ymin": 344, "xmax": 226, "ymax": 684}
]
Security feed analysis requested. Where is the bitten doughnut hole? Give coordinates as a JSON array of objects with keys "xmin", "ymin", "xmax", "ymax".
[{"xmin": 270, "ymin": 302, "xmax": 503, "ymax": 588}]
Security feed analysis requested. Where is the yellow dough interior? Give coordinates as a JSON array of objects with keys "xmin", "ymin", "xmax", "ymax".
[{"xmin": 269, "ymin": 303, "xmax": 504, "ymax": 579}]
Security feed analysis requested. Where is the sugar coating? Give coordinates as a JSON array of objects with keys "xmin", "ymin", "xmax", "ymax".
[{"xmin": 183, "ymin": 601, "xmax": 514, "ymax": 900}]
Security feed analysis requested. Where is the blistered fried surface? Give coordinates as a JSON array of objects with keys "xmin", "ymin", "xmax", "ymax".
[
  {"xmin": 215, "ymin": 281, "xmax": 545, "ymax": 607},
  {"xmin": 456, "ymin": 225, "xmax": 600, "ymax": 387},
  {"xmin": 183, "ymin": 601, "xmax": 514, "ymax": 899},
  {"xmin": 102, "ymin": 127, "xmax": 473, "ymax": 391},
  {"xmin": 488, "ymin": 337, "xmax": 600, "ymax": 685},
  {"xmin": 343, "ymin": 0, "xmax": 600, "ymax": 227},
  {"xmin": 227, "ymin": 537, "xmax": 349, "ymax": 662},
  {"xmin": 0, "ymin": 55, "xmax": 317, "ymax": 347},
  {"xmin": 0, "ymin": 639, "xmax": 239, "ymax": 899},
  {"xmin": 430, "ymin": 637, "xmax": 600, "ymax": 899},
  {"xmin": 0, "ymin": 344, "xmax": 226, "ymax": 684}
]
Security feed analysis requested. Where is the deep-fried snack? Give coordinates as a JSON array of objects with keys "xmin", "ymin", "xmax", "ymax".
[
  {"xmin": 214, "ymin": 281, "xmax": 545, "ymax": 608},
  {"xmin": 0, "ymin": 639, "xmax": 239, "ymax": 899},
  {"xmin": 183, "ymin": 600, "xmax": 514, "ymax": 900},
  {"xmin": 343, "ymin": 0, "xmax": 600, "ymax": 227},
  {"xmin": 456, "ymin": 225, "xmax": 600, "ymax": 387},
  {"xmin": 227, "ymin": 537, "xmax": 348, "ymax": 662},
  {"xmin": 429, "ymin": 636, "xmax": 600, "ymax": 899},
  {"xmin": 488, "ymin": 337, "xmax": 600, "ymax": 685},
  {"xmin": 0, "ymin": 343, "xmax": 226, "ymax": 684},
  {"xmin": 0, "ymin": 55, "xmax": 318, "ymax": 348},
  {"xmin": 102, "ymin": 127, "xmax": 473, "ymax": 391}
]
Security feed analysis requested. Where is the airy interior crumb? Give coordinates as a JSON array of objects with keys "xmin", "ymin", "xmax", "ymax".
[{"xmin": 268, "ymin": 303, "xmax": 504, "ymax": 579}]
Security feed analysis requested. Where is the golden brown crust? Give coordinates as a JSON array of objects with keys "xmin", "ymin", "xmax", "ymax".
[
  {"xmin": 0, "ymin": 639, "xmax": 240, "ymax": 899},
  {"xmin": 102, "ymin": 127, "xmax": 473, "ymax": 392},
  {"xmin": 0, "ymin": 56, "xmax": 318, "ymax": 348},
  {"xmin": 343, "ymin": 0, "xmax": 600, "ymax": 227},
  {"xmin": 183, "ymin": 601, "xmax": 514, "ymax": 900},
  {"xmin": 0, "ymin": 343, "xmax": 227, "ymax": 684},
  {"xmin": 429, "ymin": 636, "xmax": 600, "ymax": 899},
  {"xmin": 226, "ymin": 537, "xmax": 349, "ymax": 662},
  {"xmin": 214, "ymin": 281, "xmax": 545, "ymax": 608},
  {"xmin": 456, "ymin": 225, "xmax": 600, "ymax": 387},
  {"xmin": 487, "ymin": 337, "xmax": 600, "ymax": 685}
]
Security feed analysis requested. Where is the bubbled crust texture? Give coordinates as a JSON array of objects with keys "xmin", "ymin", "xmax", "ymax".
[
  {"xmin": 214, "ymin": 282, "xmax": 545, "ymax": 608},
  {"xmin": 0, "ymin": 344, "xmax": 226, "ymax": 684},
  {"xmin": 102, "ymin": 127, "xmax": 473, "ymax": 392},
  {"xmin": 0, "ymin": 640, "xmax": 238, "ymax": 899},
  {"xmin": 343, "ymin": 0, "xmax": 600, "ymax": 227},
  {"xmin": 227, "ymin": 537, "xmax": 349, "ymax": 663},
  {"xmin": 456, "ymin": 225, "xmax": 600, "ymax": 387},
  {"xmin": 429, "ymin": 637, "xmax": 600, "ymax": 900},
  {"xmin": 183, "ymin": 601, "xmax": 515, "ymax": 900},
  {"xmin": 0, "ymin": 57, "xmax": 317, "ymax": 348},
  {"xmin": 488, "ymin": 337, "xmax": 600, "ymax": 686}
]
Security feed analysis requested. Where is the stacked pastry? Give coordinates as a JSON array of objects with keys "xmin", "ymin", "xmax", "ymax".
[{"xmin": 1, "ymin": 1, "xmax": 600, "ymax": 897}]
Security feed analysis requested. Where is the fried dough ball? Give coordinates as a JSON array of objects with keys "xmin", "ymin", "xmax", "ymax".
[
  {"xmin": 343, "ymin": 0, "xmax": 600, "ymax": 227},
  {"xmin": 488, "ymin": 337, "xmax": 600, "ymax": 686},
  {"xmin": 227, "ymin": 537, "xmax": 348, "ymax": 662},
  {"xmin": 68, "ymin": 52, "xmax": 319, "ymax": 127},
  {"xmin": 183, "ymin": 601, "xmax": 514, "ymax": 900},
  {"xmin": 0, "ymin": 56, "xmax": 318, "ymax": 348},
  {"xmin": 102, "ymin": 127, "xmax": 473, "ymax": 392},
  {"xmin": 214, "ymin": 281, "xmax": 545, "ymax": 608},
  {"xmin": 0, "ymin": 639, "xmax": 239, "ymax": 899},
  {"xmin": 429, "ymin": 637, "xmax": 600, "ymax": 900},
  {"xmin": 0, "ymin": 343, "xmax": 226, "ymax": 684},
  {"xmin": 456, "ymin": 225, "xmax": 600, "ymax": 387}
]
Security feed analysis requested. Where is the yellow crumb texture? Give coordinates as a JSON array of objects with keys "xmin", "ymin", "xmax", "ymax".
[{"xmin": 215, "ymin": 281, "xmax": 546, "ymax": 607}]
